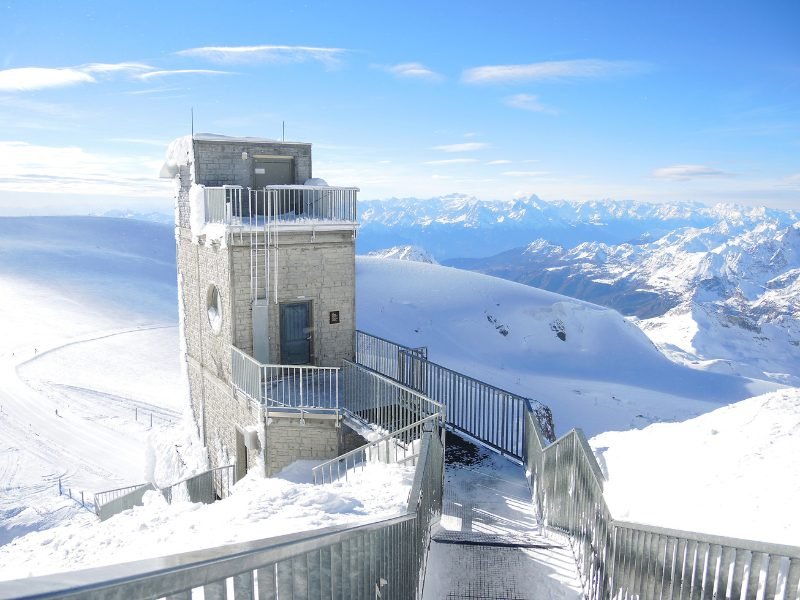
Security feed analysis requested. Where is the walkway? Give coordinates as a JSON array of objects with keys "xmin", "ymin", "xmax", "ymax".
[{"xmin": 423, "ymin": 434, "xmax": 583, "ymax": 600}]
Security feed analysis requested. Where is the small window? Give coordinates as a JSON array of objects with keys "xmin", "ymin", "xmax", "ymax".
[{"xmin": 207, "ymin": 285, "xmax": 222, "ymax": 333}]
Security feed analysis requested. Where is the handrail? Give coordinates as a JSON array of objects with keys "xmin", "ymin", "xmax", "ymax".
[
  {"xmin": 231, "ymin": 345, "xmax": 340, "ymax": 410},
  {"xmin": 202, "ymin": 185, "xmax": 358, "ymax": 227},
  {"xmin": 312, "ymin": 414, "xmax": 441, "ymax": 484},
  {"xmin": 2, "ymin": 430, "xmax": 444, "ymax": 600},
  {"xmin": 355, "ymin": 330, "xmax": 555, "ymax": 459},
  {"xmin": 523, "ymin": 406, "xmax": 800, "ymax": 600}
]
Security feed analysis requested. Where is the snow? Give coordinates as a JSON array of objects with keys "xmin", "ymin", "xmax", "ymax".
[
  {"xmin": 0, "ymin": 462, "xmax": 414, "ymax": 580},
  {"xmin": 0, "ymin": 214, "xmax": 797, "ymax": 584},
  {"xmin": 356, "ymin": 257, "xmax": 780, "ymax": 437},
  {"xmin": 591, "ymin": 388, "xmax": 800, "ymax": 546},
  {"xmin": 367, "ymin": 244, "xmax": 438, "ymax": 264}
]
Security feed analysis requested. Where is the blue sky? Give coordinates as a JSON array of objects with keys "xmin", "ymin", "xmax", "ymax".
[{"xmin": 0, "ymin": 0, "xmax": 798, "ymax": 214}]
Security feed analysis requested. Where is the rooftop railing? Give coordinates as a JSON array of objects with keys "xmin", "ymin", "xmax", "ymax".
[{"xmin": 203, "ymin": 185, "xmax": 358, "ymax": 227}]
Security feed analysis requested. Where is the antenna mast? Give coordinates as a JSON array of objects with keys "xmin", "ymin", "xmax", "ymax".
[{"xmin": 191, "ymin": 107, "xmax": 194, "ymax": 137}]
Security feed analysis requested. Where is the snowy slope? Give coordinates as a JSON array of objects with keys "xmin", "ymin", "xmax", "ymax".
[
  {"xmin": 356, "ymin": 258, "xmax": 779, "ymax": 437},
  {"xmin": 0, "ymin": 217, "xmax": 202, "ymax": 548},
  {"xmin": 591, "ymin": 388, "xmax": 800, "ymax": 546},
  {"xmin": 0, "ymin": 215, "xmax": 795, "ymax": 578},
  {"xmin": 452, "ymin": 217, "xmax": 800, "ymax": 385}
]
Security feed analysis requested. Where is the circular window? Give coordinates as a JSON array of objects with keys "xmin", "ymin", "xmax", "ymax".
[{"xmin": 207, "ymin": 285, "xmax": 222, "ymax": 333}]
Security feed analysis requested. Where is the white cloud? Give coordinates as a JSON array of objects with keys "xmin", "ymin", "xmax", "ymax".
[
  {"xmin": 432, "ymin": 142, "xmax": 488, "ymax": 153},
  {"xmin": 137, "ymin": 69, "xmax": 232, "ymax": 80},
  {"xmin": 80, "ymin": 62, "xmax": 154, "ymax": 74},
  {"xmin": 487, "ymin": 160, "xmax": 512, "ymax": 165},
  {"xmin": 504, "ymin": 93, "xmax": 556, "ymax": 114},
  {"xmin": 424, "ymin": 158, "xmax": 480, "ymax": 165},
  {"xmin": 462, "ymin": 59, "xmax": 649, "ymax": 84},
  {"xmin": 0, "ymin": 62, "xmax": 160, "ymax": 92},
  {"xmin": 176, "ymin": 45, "xmax": 347, "ymax": 68},
  {"xmin": 0, "ymin": 67, "xmax": 95, "ymax": 92},
  {"xmin": 652, "ymin": 164, "xmax": 732, "ymax": 180},
  {"xmin": 380, "ymin": 62, "xmax": 442, "ymax": 81},
  {"xmin": 503, "ymin": 171, "xmax": 549, "ymax": 177},
  {"xmin": 0, "ymin": 140, "xmax": 168, "ymax": 197}
]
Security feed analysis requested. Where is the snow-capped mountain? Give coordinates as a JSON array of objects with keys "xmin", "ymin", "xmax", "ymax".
[
  {"xmin": 450, "ymin": 216, "xmax": 800, "ymax": 384},
  {"xmin": 366, "ymin": 245, "xmax": 438, "ymax": 264},
  {"xmin": 357, "ymin": 195, "xmax": 798, "ymax": 259}
]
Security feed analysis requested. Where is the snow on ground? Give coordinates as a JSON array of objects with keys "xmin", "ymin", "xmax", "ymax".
[
  {"xmin": 357, "ymin": 257, "xmax": 781, "ymax": 437},
  {"xmin": 0, "ymin": 217, "xmax": 203, "ymax": 548},
  {"xmin": 1, "ymin": 215, "xmax": 796, "ymax": 581},
  {"xmin": 0, "ymin": 461, "xmax": 414, "ymax": 581},
  {"xmin": 590, "ymin": 387, "xmax": 800, "ymax": 546}
]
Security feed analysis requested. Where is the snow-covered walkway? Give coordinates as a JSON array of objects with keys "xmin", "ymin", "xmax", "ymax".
[{"xmin": 423, "ymin": 435, "xmax": 583, "ymax": 599}]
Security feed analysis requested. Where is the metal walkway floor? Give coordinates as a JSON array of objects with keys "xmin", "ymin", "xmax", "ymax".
[{"xmin": 422, "ymin": 436, "xmax": 584, "ymax": 600}]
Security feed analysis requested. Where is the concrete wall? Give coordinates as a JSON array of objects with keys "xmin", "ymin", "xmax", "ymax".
[
  {"xmin": 230, "ymin": 230, "xmax": 356, "ymax": 367},
  {"xmin": 193, "ymin": 139, "xmax": 312, "ymax": 188}
]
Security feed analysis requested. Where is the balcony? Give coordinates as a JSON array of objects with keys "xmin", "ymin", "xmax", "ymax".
[{"xmin": 203, "ymin": 185, "xmax": 358, "ymax": 228}]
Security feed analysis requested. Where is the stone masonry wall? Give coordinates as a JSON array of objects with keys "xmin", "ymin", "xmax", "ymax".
[
  {"xmin": 193, "ymin": 139, "xmax": 312, "ymax": 188},
  {"xmin": 230, "ymin": 230, "xmax": 356, "ymax": 367},
  {"xmin": 178, "ymin": 226, "xmax": 268, "ymax": 474},
  {"xmin": 265, "ymin": 416, "xmax": 340, "ymax": 477}
]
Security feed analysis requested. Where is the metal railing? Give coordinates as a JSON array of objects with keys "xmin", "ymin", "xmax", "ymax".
[
  {"xmin": 94, "ymin": 483, "xmax": 155, "ymax": 521},
  {"xmin": 203, "ymin": 185, "xmax": 358, "ymax": 227},
  {"xmin": 204, "ymin": 185, "xmax": 242, "ymax": 224},
  {"xmin": 5, "ymin": 430, "xmax": 444, "ymax": 600},
  {"xmin": 354, "ymin": 330, "xmax": 426, "ymax": 380},
  {"xmin": 160, "ymin": 465, "xmax": 235, "ymax": 505},
  {"xmin": 342, "ymin": 360, "xmax": 444, "ymax": 435},
  {"xmin": 231, "ymin": 346, "xmax": 339, "ymax": 410},
  {"xmin": 263, "ymin": 363, "xmax": 339, "ymax": 410},
  {"xmin": 313, "ymin": 414, "xmax": 442, "ymax": 484},
  {"xmin": 522, "ymin": 401, "xmax": 800, "ymax": 600},
  {"xmin": 355, "ymin": 330, "xmax": 555, "ymax": 458}
]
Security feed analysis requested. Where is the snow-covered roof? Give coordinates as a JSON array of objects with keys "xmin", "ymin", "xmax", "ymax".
[{"xmin": 192, "ymin": 133, "xmax": 311, "ymax": 146}]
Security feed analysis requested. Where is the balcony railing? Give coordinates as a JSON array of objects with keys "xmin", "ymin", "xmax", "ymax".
[
  {"xmin": 231, "ymin": 346, "xmax": 339, "ymax": 411},
  {"xmin": 203, "ymin": 185, "xmax": 358, "ymax": 227}
]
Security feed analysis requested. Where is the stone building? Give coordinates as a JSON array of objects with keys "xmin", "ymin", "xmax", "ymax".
[{"xmin": 162, "ymin": 134, "xmax": 360, "ymax": 480}]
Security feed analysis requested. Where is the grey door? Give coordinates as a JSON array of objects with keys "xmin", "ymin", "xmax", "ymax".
[
  {"xmin": 280, "ymin": 302, "xmax": 311, "ymax": 364},
  {"xmin": 254, "ymin": 159, "xmax": 294, "ymax": 187}
]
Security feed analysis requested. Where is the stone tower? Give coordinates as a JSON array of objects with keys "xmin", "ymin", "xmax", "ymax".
[{"xmin": 163, "ymin": 134, "xmax": 359, "ymax": 479}]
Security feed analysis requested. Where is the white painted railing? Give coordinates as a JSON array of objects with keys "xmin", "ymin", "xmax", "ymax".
[
  {"xmin": 203, "ymin": 185, "xmax": 358, "ymax": 227},
  {"xmin": 231, "ymin": 346, "xmax": 339, "ymax": 410}
]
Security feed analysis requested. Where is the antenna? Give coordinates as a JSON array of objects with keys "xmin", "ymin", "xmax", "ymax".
[
  {"xmin": 282, "ymin": 120, "xmax": 285, "ymax": 142},
  {"xmin": 191, "ymin": 107, "xmax": 194, "ymax": 137}
]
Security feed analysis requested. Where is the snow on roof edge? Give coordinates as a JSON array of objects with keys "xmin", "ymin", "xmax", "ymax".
[{"xmin": 192, "ymin": 133, "xmax": 311, "ymax": 146}]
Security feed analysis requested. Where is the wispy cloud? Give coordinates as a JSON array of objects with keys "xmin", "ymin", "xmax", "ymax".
[
  {"xmin": 504, "ymin": 93, "xmax": 556, "ymax": 114},
  {"xmin": 487, "ymin": 159, "xmax": 512, "ymax": 165},
  {"xmin": 0, "ymin": 67, "xmax": 94, "ymax": 92},
  {"xmin": 137, "ymin": 69, "xmax": 232, "ymax": 80},
  {"xmin": 433, "ymin": 142, "xmax": 488, "ymax": 153},
  {"xmin": 0, "ymin": 62, "xmax": 157, "ymax": 92},
  {"xmin": 424, "ymin": 158, "xmax": 480, "ymax": 165},
  {"xmin": 81, "ymin": 62, "xmax": 153, "ymax": 74},
  {"xmin": 462, "ymin": 59, "xmax": 649, "ymax": 84},
  {"xmin": 503, "ymin": 170, "xmax": 549, "ymax": 177},
  {"xmin": 379, "ymin": 62, "xmax": 442, "ymax": 81},
  {"xmin": 176, "ymin": 45, "xmax": 347, "ymax": 68},
  {"xmin": 652, "ymin": 164, "xmax": 732, "ymax": 180}
]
